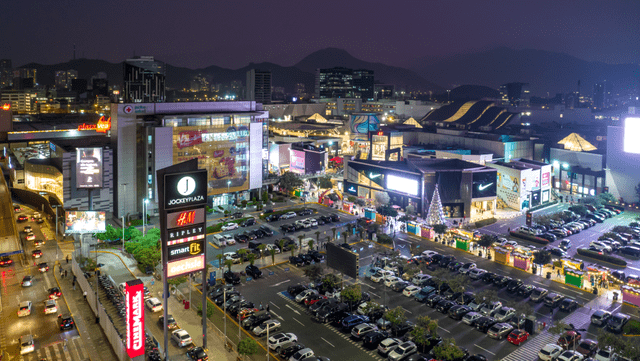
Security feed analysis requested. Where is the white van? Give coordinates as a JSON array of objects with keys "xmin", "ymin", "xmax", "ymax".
[
  {"xmin": 20, "ymin": 335, "xmax": 35, "ymax": 355},
  {"xmin": 213, "ymin": 234, "xmax": 227, "ymax": 247}
]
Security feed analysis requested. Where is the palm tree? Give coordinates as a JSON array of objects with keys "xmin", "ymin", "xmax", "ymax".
[
  {"xmin": 278, "ymin": 239, "xmax": 285, "ymax": 252},
  {"xmin": 342, "ymin": 231, "xmax": 349, "ymax": 245},
  {"xmin": 224, "ymin": 259, "xmax": 233, "ymax": 272},
  {"xmin": 308, "ymin": 239, "xmax": 315, "ymax": 251},
  {"xmin": 269, "ymin": 248, "xmax": 276, "ymax": 265},
  {"xmin": 331, "ymin": 227, "xmax": 337, "ymax": 241},
  {"xmin": 237, "ymin": 249, "xmax": 248, "ymax": 263},
  {"xmin": 216, "ymin": 254, "xmax": 225, "ymax": 272},
  {"xmin": 297, "ymin": 234, "xmax": 305, "ymax": 255},
  {"xmin": 257, "ymin": 244, "xmax": 266, "ymax": 259},
  {"xmin": 315, "ymin": 231, "xmax": 321, "ymax": 247},
  {"xmin": 248, "ymin": 253, "xmax": 256, "ymax": 266}
]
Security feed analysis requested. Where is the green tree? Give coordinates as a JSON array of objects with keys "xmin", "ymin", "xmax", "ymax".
[
  {"xmin": 410, "ymin": 326, "xmax": 430, "ymax": 353},
  {"xmin": 224, "ymin": 259, "xmax": 233, "ymax": 272},
  {"xmin": 257, "ymin": 244, "xmax": 266, "ymax": 258},
  {"xmin": 477, "ymin": 234, "xmax": 496, "ymax": 250},
  {"xmin": 598, "ymin": 192, "xmax": 617, "ymax": 204},
  {"xmin": 237, "ymin": 249, "xmax": 248, "ymax": 262},
  {"xmin": 247, "ymin": 253, "xmax": 256, "ymax": 266},
  {"xmin": 216, "ymin": 254, "xmax": 225, "ymax": 271},
  {"xmin": 448, "ymin": 274, "xmax": 469, "ymax": 293},
  {"xmin": 303, "ymin": 264, "xmax": 324, "ymax": 282},
  {"xmin": 308, "ymin": 239, "xmax": 315, "ymax": 251},
  {"xmin": 375, "ymin": 191, "xmax": 390, "ymax": 206},
  {"xmin": 433, "ymin": 224, "xmax": 448, "ymax": 236},
  {"xmin": 376, "ymin": 205, "xmax": 398, "ymax": 217},
  {"xmin": 96, "ymin": 224, "xmax": 119, "ymax": 242},
  {"xmin": 416, "ymin": 315, "xmax": 439, "ymax": 337},
  {"xmin": 322, "ymin": 274, "xmax": 340, "ymax": 289},
  {"xmin": 237, "ymin": 338, "xmax": 260, "ymax": 360},
  {"xmin": 548, "ymin": 321, "xmax": 570, "ymax": 336},
  {"xmin": 432, "ymin": 338, "xmax": 465, "ymax": 361},
  {"xmin": 331, "ymin": 227, "xmax": 337, "ymax": 240},
  {"xmin": 134, "ymin": 247, "xmax": 160, "ymax": 271},
  {"xmin": 475, "ymin": 289, "xmax": 499, "ymax": 305},
  {"xmin": 318, "ymin": 175, "xmax": 333, "ymax": 190},
  {"xmin": 405, "ymin": 204, "xmax": 416, "ymax": 215},
  {"xmin": 412, "ymin": 315, "xmax": 439, "ymax": 352},
  {"xmin": 383, "ymin": 306, "xmax": 407, "ymax": 329},
  {"xmin": 297, "ymin": 234, "xmax": 305, "ymax": 255},
  {"xmin": 533, "ymin": 250, "xmax": 553, "ymax": 270},
  {"xmin": 125, "ymin": 226, "xmax": 142, "ymax": 241},
  {"xmin": 568, "ymin": 205, "xmax": 588, "ymax": 216},
  {"xmin": 269, "ymin": 248, "xmax": 276, "ymax": 265},
  {"xmin": 279, "ymin": 171, "xmax": 303, "ymax": 192},
  {"xmin": 342, "ymin": 231, "xmax": 349, "ymax": 245},
  {"xmin": 359, "ymin": 301, "xmax": 383, "ymax": 316},
  {"xmin": 340, "ymin": 284, "xmax": 362, "ymax": 311},
  {"xmin": 278, "ymin": 239, "xmax": 286, "ymax": 252}
]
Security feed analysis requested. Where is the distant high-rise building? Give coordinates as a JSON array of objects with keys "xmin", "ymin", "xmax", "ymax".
[
  {"xmin": 499, "ymin": 82, "xmax": 530, "ymax": 106},
  {"xmin": 92, "ymin": 78, "xmax": 109, "ymax": 96},
  {"xmin": 13, "ymin": 68, "xmax": 37, "ymax": 89},
  {"xmin": 55, "ymin": 70, "xmax": 78, "ymax": 89},
  {"xmin": 593, "ymin": 82, "xmax": 605, "ymax": 109},
  {"xmin": 71, "ymin": 79, "xmax": 88, "ymax": 94},
  {"xmin": 316, "ymin": 67, "xmax": 355, "ymax": 99},
  {"xmin": 123, "ymin": 56, "xmax": 166, "ymax": 103},
  {"xmin": 0, "ymin": 59, "xmax": 12, "ymax": 89},
  {"xmin": 374, "ymin": 84, "xmax": 395, "ymax": 100},
  {"xmin": 353, "ymin": 69, "xmax": 375, "ymax": 100},
  {"xmin": 295, "ymin": 83, "xmax": 306, "ymax": 99},
  {"xmin": 246, "ymin": 69, "xmax": 272, "ymax": 104}
]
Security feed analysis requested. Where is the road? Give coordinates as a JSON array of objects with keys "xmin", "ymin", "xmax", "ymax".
[{"xmin": 0, "ymin": 204, "xmax": 88, "ymax": 360}]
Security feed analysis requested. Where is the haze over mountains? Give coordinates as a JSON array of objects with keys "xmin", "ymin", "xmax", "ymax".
[{"xmin": 20, "ymin": 47, "xmax": 638, "ymax": 97}]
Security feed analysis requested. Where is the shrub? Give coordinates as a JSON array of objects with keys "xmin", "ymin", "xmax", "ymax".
[
  {"xmin": 475, "ymin": 218, "xmax": 497, "ymax": 228},
  {"xmin": 206, "ymin": 217, "xmax": 253, "ymax": 233},
  {"xmin": 509, "ymin": 231, "xmax": 550, "ymax": 245},
  {"xmin": 576, "ymin": 248, "xmax": 627, "ymax": 266},
  {"xmin": 377, "ymin": 233, "xmax": 393, "ymax": 245},
  {"xmin": 623, "ymin": 319, "xmax": 640, "ymax": 335}
]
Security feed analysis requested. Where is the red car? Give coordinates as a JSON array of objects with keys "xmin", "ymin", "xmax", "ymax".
[
  {"xmin": 38, "ymin": 262, "xmax": 49, "ymax": 272},
  {"xmin": 304, "ymin": 295, "xmax": 327, "ymax": 306},
  {"xmin": 557, "ymin": 330, "xmax": 582, "ymax": 349},
  {"xmin": 49, "ymin": 287, "xmax": 62, "ymax": 299},
  {"xmin": 507, "ymin": 329, "xmax": 529, "ymax": 345},
  {"xmin": 0, "ymin": 257, "xmax": 13, "ymax": 267},
  {"xmin": 32, "ymin": 250, "xmax": 42, "ymax": 258},
  {"xmin": 17, "ymin": 215, "xmax": 28, "ymax": 222}
]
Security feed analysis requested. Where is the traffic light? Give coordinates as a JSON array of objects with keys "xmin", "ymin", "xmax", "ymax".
[{"xmin": 526, "ymin": 212, "xmax": 532, "ymax": 227}]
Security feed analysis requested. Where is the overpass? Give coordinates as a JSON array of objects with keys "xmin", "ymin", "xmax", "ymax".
[{"xmin": 0, "ymin": 174, "xmax": 21, "ymax": 257}]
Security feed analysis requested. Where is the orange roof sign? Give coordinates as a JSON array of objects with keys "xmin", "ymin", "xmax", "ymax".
[
  {"xmin": 2, "ymin": 103, "xmax": 10, "ymax": 110},
  {"xmin": 78, "ymin": 116, "xmax": 111, "ymax": 133}
]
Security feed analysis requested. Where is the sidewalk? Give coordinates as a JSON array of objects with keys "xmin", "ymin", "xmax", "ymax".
[{"xmin": 53, "ymin": 261, "xmax": 119, "ymax": 361}]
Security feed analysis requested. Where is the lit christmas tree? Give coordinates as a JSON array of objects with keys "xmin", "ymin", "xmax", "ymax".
[{"xmin": 425, "ymin": 185, "xmax": 446, "ymax": 226}]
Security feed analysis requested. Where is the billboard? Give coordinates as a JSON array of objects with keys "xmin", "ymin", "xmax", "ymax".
[
  {"xmin": 290, "ymin": 149, "xmax": 305, "ymax": 174},
  {"xmin": 173, "ymin": 125, "xmax": 250, "ymax": 196},
  {"xmin": 167, "ymin": 254, "xmax": 206, "ymax": 278},
  {"xmin": 76, "ymin": 148, "xmax": 103, "ymax": 188},
  {"xmin": 125, "ymin": 279, "xmax": 145, "ymax": 358},
  {"xmin": 164, "ymin": 170, "xmax": 208, "ymax": 210},
  {"xmin": 472, "ymin": 171, "xmax": 497, "ymax": 198},
  {"xmin": 387, "ymin": 174, "xmax": 418, "ymax": 196},
  {"xmin": 350, "ymin": 114, "xmax": 380, "ymax": 134},
  {"xmin": 326, "ymin": 243, "xmax": 359, "ymax": 279},
  {"xmin": 624, "ymin": 117, "xmax": 640, "ymax": 154},
  {"xmin": 65, "ymin": 211, "xmax": 106, "ymax": 233},
  {"xmin": 498, "ymin": 172, "xmax": 520, "ymax": 193},
  {"xmin": 541, "ymin": 171, "xmax": 550, "ymax": 187}
]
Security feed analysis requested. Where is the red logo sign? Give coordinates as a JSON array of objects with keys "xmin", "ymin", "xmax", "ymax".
[
  {"xmin": 1, "ymin": 103, "xmax": 10, "ymax": 111},
  {"xmin": 125, "ymin": 280, "xmax": 145, "ymax": 358},
  {"xmin": 78, "ymin": 116, "xmax": 111, "ymax": 133},
  {"xmin": 123, "ymin": 105, "xmax": 133, "ymax": 114},
  {"xmin": 541, "ymin": 172, "xmax": 550, "ymax": 187},
  {"xmin": 177, "ymin": 131, "xmax": 203, "ymax": 149}
]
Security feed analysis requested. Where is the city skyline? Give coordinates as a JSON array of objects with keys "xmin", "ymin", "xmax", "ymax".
[{"xmin": 1, "ymin": 0, "xmax": 639, "ymax": 69}]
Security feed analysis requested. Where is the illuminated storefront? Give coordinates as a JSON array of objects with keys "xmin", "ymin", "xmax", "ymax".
[{"xmin": 24, "ymin": 159, "xmax": 63, "ymax": 202}]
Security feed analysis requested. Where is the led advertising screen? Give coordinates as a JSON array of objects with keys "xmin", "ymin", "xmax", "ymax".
[
  {"xmin": 125, "ymin": 279, "xmax": 145, "ymax": 358},
  {"xmin": 350, "ymin": 114, "xmax": 380, "ymax": 134},
  {"xmin": 326, "ymin": 243, "xmax": 359, "ymax": 279},
  {"xmin": 65, "ymin": 211, "xmax": 106, "ymax": 233},
  {"xmin": 624, "ymin": 117, "xmax": 640, "ymax": 154},
  {"xmin": 76, "ymin": 147, "xmax": 103, "ymax": 188},
  {"xmin": 167, "ymin": 254, "xmax": 205, "ymax": 278},
  {"xmin": 290, "ymin": 149, "xmax": 305, "ymax": 174},
  {"xmin": 173, "ymin": 124, "xmax": 250, "ymax": 196},
  {"xmin": 541, "ymin": 172, "xmax": 550, "ymax": 187},
  {"xmin": 387, "ymin": 174, "xmax": 418, "ymax": 196},
  {"xmin": 472, "ymin": 171, "xmax": 497, "ymax": 198}
]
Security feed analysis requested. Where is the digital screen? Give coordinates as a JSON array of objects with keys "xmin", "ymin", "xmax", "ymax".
[
  {"xmin": 167, "ymin": 254, "xmax": 205, "ymax": 278},
  {"xmin": 305, "ymin": 151, "xmax": 326, "ymax": 175},
  {"xmin": 76, "ymin": 148, "xmax": 103, "ymax": 188},
  {"xmin": 624, "ymin": 117, "xmax": 640, "ymax": 154},
  {"xmin": 65, "ymin": 211, "xmax": 106, "ymax": 233},
  {"xmin": 125, "ymin": 279, "xmax": 145, "ymax": 358},
  {"xmin": 387, "ymin": 174, "xmax": 418, "ymax": 196},
  {"xmin": 541, "ymin": 172, "xmax": 550, "ymax": 187},
  {"xmin": 167, "ymin": 209, "xmax": 205, "ymax": 229},
  {"xmin": 290, "ymin": 149, "xmax": 305, "ymax": 174},
  {"xmin": 326, "ymin": 243, "xmax": 359, "ymax": 279},
  {"xmin": 472, "ymin": 171, "xmax": 497, "ymax": 198}
]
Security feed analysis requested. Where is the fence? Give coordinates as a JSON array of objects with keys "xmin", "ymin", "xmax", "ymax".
[{"xmin": 72, "ymin": 253, "xmax": 128, "ymax": 361}]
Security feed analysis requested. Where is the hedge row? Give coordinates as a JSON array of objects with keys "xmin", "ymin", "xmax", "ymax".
[
  {"xmin": 206, "ymin": 217, "xmax": 253, "ymax": 234},
  {"xmin": 509, "ymin": 231, "xmax": 550, "ymax": 245},
  {"xmin": 258, "ymin": 207, "xmax": 311, "ymax": 220},
  {"xmin": 576, "ymin": 248, "xmax": 627, "ymax": 267},
  {"xmin": 475, "ymin": 218, "xmax": 497, "ymax": 228}
]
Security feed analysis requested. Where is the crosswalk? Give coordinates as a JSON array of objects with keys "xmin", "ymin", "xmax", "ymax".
[
  {"xmin": 277, "ymin": 292, "xmax": 384, "ymax": 361},
  {"xmin": 501, "ymin": 298, "xmax": 608, "ymax": 361},
  {"xmin": 22, "ymin": 336, "xmax": 90, "ymax": 361}
]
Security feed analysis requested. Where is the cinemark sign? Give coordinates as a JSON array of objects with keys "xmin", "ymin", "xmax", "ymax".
[{"xmin": 125, "ymin": 280, "xmax": 145, "ymax": 358}]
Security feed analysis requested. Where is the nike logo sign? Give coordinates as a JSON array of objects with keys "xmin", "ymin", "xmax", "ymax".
[
  {"xmin": 478, "ymin": 183, "xmax": 493, "ymax": 191},
  {"xmin": 370, "ymin": 173, "xmax": 381, "ymax": 179}
]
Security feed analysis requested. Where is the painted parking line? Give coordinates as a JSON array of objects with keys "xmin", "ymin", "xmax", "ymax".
[
  {"xmin": 474, "ymin": 344, "xmax": 496, "ymax": 356},
  {"xmin": 438, "ymin": 326, "xmax": 450, "ymax": 333},
  {"xmin": 269, "ymin": 301, "xmax": 280, "ymax": 309},
  {"xmin": 293, "ymin": 317, "xmax": 305, "ymax": 326},
  {"xmin": 321, "ymin": 337, "xmax": 335, "ymax": 347}
]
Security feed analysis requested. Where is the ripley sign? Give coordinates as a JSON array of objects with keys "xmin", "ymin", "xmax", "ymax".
[{"xmin": 125, "ymin": 279, "xmax": 145, "ymax": 358}]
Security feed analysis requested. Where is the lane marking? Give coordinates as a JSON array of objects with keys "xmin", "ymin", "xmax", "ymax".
[
  {"xmin": 627, "ymin": 266, "xmax": 640, "ymax": 272},
  {"xmin": 360, "ymin": 283, "xmax": 375, "ymax": 289},
  {"xmin": 269, "ymin": 301, "xmax": 280, "ymax": 309},
  {"xmin": 271, "ymin": 279, "xmax": 291, "ymax": 287},
  {"xmin": 321, "ymin": 337, "xmax": 335, "ymax": 347},
  {"xmin": 293, "ymin": 317, "xmax": 305, "ymax": 326},
  {"xmin": 369, "ymin": 292, "xmax": 381, "ymax": 299},
  {"xmin": 438, "ymin": 326, "xmax": 450, "ymax": 333},
  {"xmin": 474, "ymin": 344, "xmax": 496, "ymax": 356},
  {"xmin": 285, "ymin": 304, "xmax": 301, "ymax": 315},
  {"xmin": 532, "ymin": 280, "xmax": 546, "ymax": 286},
  {"xmin": 271, "ymin": 311, "xmax": 284, "ymax": 320},
  {"xmin": 402, "ymin": 307, "xmax": 412, "ymax": 314}
]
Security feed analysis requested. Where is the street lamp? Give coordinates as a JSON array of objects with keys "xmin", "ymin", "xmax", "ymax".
[
  {"xmin": 143, "ymin": 198, "xmax": 149, "ymax": 235},
  {"xmin": 227, "ymin": 180, "xmax": 231, "ymax": 207},
  {"xmin": 52, "ymin": 205, "xmax": 61, "ymax": 260}
]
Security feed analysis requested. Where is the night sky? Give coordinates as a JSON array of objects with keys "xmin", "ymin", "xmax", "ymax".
[{"xmin": 2, "ymin": 0, "xmax": 639, "ymax": 69}]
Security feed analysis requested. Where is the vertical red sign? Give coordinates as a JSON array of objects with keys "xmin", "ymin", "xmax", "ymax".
[{"xmin": 126, "ymin": 279, "xmax": 145, "ymax": 358}]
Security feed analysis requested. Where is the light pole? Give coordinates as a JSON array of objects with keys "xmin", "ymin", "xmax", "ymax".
[
  {"xmin": 143, "ymin": 198, "xmax": 149, "ymax": 235},
  {"xmin": 121, "ymin": 183, "xmax": 128, "ymax": 249},
  {"xmin": 227, "ymin": 180, "xmax": 231, "ymax": 208},
  {"xmin": 52, "ymin": 205, "xmax": 60, "ymax": 260}
]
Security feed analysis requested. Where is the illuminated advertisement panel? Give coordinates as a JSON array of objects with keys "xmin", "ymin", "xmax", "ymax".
[
  {"xmin": 76, "ymin": 147, "xmax": 103, "ymax": 188},
  {"xmin": 125, "ymin": 279, "xmax": 145, "ymax": 358},
  {"xmin": 624, "ymin": 117, "xmax": 640, "ymax": 154},
  {"xmin": 167, "ymin": 240, "xmax": 205, "ymax": 262},
  {"xmin": 167, "ymin": 254, "xmax": 205, "ymax": 278},
  {"xmin": 166, "ymin": 209, "xmax": 205, "ymax": 229},
  {"xmin": 65, "ymin": 211, "xmax": 106, "ymax": 233},
  {"xmin": 541, "ymin": 172, "xmax": 550, "ymax": 187},
  {"xmin": 290, "ymin": 149, "xmax": 305, "ymax": 174},
  {"xmin": 386, "ymin": 174, "xmax": 418, "ymax": 196},
  {"xmin": 472, "ymin": 171, "xmax": 497, "ymax": 198},
  {"xmin": 173, "ymin": 125, "xmax": 249, "ymax": 196}
]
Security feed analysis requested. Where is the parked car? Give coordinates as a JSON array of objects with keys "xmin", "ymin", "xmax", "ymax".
[
  {"xmin": 479, "ymin": 301, "xmax": 502, "ymax": 316},
  {"xmin": 268, "ymin": 333, "xmax": 298, "ymax": 351},
  {"xmin": 377, "ymin": 337, "xmax": 402, "ymax": 357},
  {"xmin": 494, "ymin": 307, "xmax": 516, "ymax": 322},
  {"xmin": 556, "ymin": 350, "xmax": 584, "ymax": 361},
  {"xmin": 459, "ymin": 262, "xmax": 477, "ymax": 274},
  {"xmin": 245, "ymin": 265, "xmax": 263, "ymax": 279},
  {"xmin": 468, "ymin": 268, "xmax": 487, "ymax": 280},
  {"xmin": 159, "ymin": 315, "xmax": 179, "ymax": 330},
  {"xmin": 559, "ymin": 298, "xmax": 579, "ymax": 312},
  {"xmin": 506, "ymin": 279, "xmax": 524, "ymax": 293},
  {"xmin": 362, "ymin": 330, "xmax": 389, "ymax": 349},
  {"xmin": 18, "ymin": 301, "xmax": 32, "ymax": 317},
  {"xmin": 517, "ymin": 284, "xmax": 536, "ymax": 297},
  {"xmin": 538, "ymin": 343, "xmax": 564, "ymax": 361},
  {"xmin": 171, "ymin": 329, "xmax": 193, "ymax": 347},
  {"xmin": 507, "ymin": 329, "xmax": 529, "ymax": 345},
  {"xmin": 530, "ymin": 287, "xmax": 548, "ymax": 302},
  {"xmin": 253, "ymin": 320, "xmax": 282, "ymax": 336},
  {"xmin": 388, "ymin": 341, "xmax": 417, "ymax": 361},
  {"xmin": 576, "ymin": 339, "xmax": 598, "ymax": 358},
  {"xmin": 448, "ymin": 305, "xmax": 472, "ymax": 320},
  {"xmin": 486, "ymin": 322, "xmax": 514, "ymax": 340},
  {"xmin": 224, "ymin": 271, "xmax": 241, "ymax": 285},
  {"xmin": 221, "ymin": 222, "xmax": 239, "ymax": 231},
  {"xmin": 544, "ymin": 293, "xmax": 565, "ymax": 308},
  {"xmin": 351, "ymin": 323, "xmax": 378, "ymax": 340},
  {"xmin": 462, "ymin": 312, "xmax": 482, "ymax": 326},
  {"xmin": 591, "ymin": 309, "xmax": 612, "ymax": 326},
  {"xmin": 59, "ymin": 314, "xmax": 74, "ymax": 330},
  {"xmin": 145, "ymin": 298, "xmax": 163, "ymax": 312},
  {"xmin": 557, "ymin": 330, "xmax": 582, "ymax": 349},
  {"xmin": 606, "ymin": 313, "xmax": 630, "ymax": 333},
  {"xmin": 279, "ymin": 344, "xmax": 305, "ymax": 359},
  {"xmin": 475, "ymin": 316, "xmax": 498, "ymax": 333}
]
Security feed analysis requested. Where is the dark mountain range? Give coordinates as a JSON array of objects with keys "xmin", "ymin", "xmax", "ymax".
[
  {"xmin": 412, "ymin": 47, "xmax": 639, "ymax": 96},
  {"xmin": 294, "ymin": 48, "xmax": 442, "ymax": 92}
]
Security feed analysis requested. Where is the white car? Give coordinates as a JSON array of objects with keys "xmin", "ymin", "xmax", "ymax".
[
  {"xmin": 145, "ymin": 298, "xmax": 163, "ymax": 312},
  {"xmin": 20, "ymin": 335, "xmax": 35, "ymax": 355},
  {"xmin": 44, "ymin": 300, "xmax": 57, "ymax": 314},
  {"xmin": 268, "ymin": 333, "xmax": 297, "ymax": 351},
  {"xmin": 385, "ymin": 277, "xmax": 402, "ymax": 288},
  {"xmin": 223, "ymin": 234, "xmax": 236, "ymax": 245},
  {"xmin": 171, "ymin": 329, "xmax": 192, "ymax": 347},
  {"xmin": 459, "ymin": 263, "xmax": 477, "ymax": 275},
  {"xmin": 494, "ymin": 306, "xmax": 516, "ymax": 322},
  {"xmin": 377, "ymin": 337, "xmax": 402, "ymax": 356},
  {"xmin": 295, "ymin": 289, "xmax": 318, "ymax": 303},
  {"xmin": 357, "ymin": 302, "xmax": 384, "ymax": 315},
  {"xmin": 221, "ymin": 223, "xmax": 239, "ymax": 231},
  {"xmin": 468, "ymin": 268, "xmax": 487, "ymax": 280},
  {"xmin": 556, "ymin": 350, "xmax": 584, "ymax": 361},
  {"xmin": 421, "ymin": 250, "xmax": 438, "ymax": 258},
  {"xmin": 538, "ymin": 343, "xmax": 564, "ymax": 361},
  {"xmin": 18, "ymin": 301, "xmax": 32, "ymax": 317},
  {"xmin": 224, "ymin": 252, "xmax": 242, "ymax": 264},
  {"xmin": 480, "ymin": 301, "xmax": 502, "ymax": 316},
  {"xmin": 264, "ymin": 244, "xmax": 281, "ymax": 253},
  {"xmin": 289, "ymin": 347, "xmax": 314, "ymax": 361},
  {"xmin": 403, "ymin": 285, "xmax": 421, "ymax": 297},
  {"xmin": 371, "ymin": 270, "xmax": 394, "ymax": 283},
  {"xmin": 595, "ymin": 347, "xmax": 614, "ymax": 361},
  {"xmin": 25, "ymin": 233, "xmax": 36, "ymax": 241},
  {"xmin": 253, "ymin": 320, "xmax": 281, "ymax": 336},
  {"xmin": 590, "ymin": 241, "xmax": 612, "ymax": 253},
  {"xmin": 411, "ymin": 274, "xmax": 431, "ymax": 285},
  {"xmin": 280, "ymin": 212, "xmax": 297, "ymax": 220},
  {"xmin": 305, "ymin": 218, "xmax": 318, "ymax": 227},
  {"xmin": 388, "ymin": 341, "xmax": 417, "ymax": 361}
]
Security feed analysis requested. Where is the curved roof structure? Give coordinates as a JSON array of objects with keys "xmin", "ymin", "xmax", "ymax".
[{"xmin": 420, "ymin": 101, "xmax": 518, "ymax": 130}]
